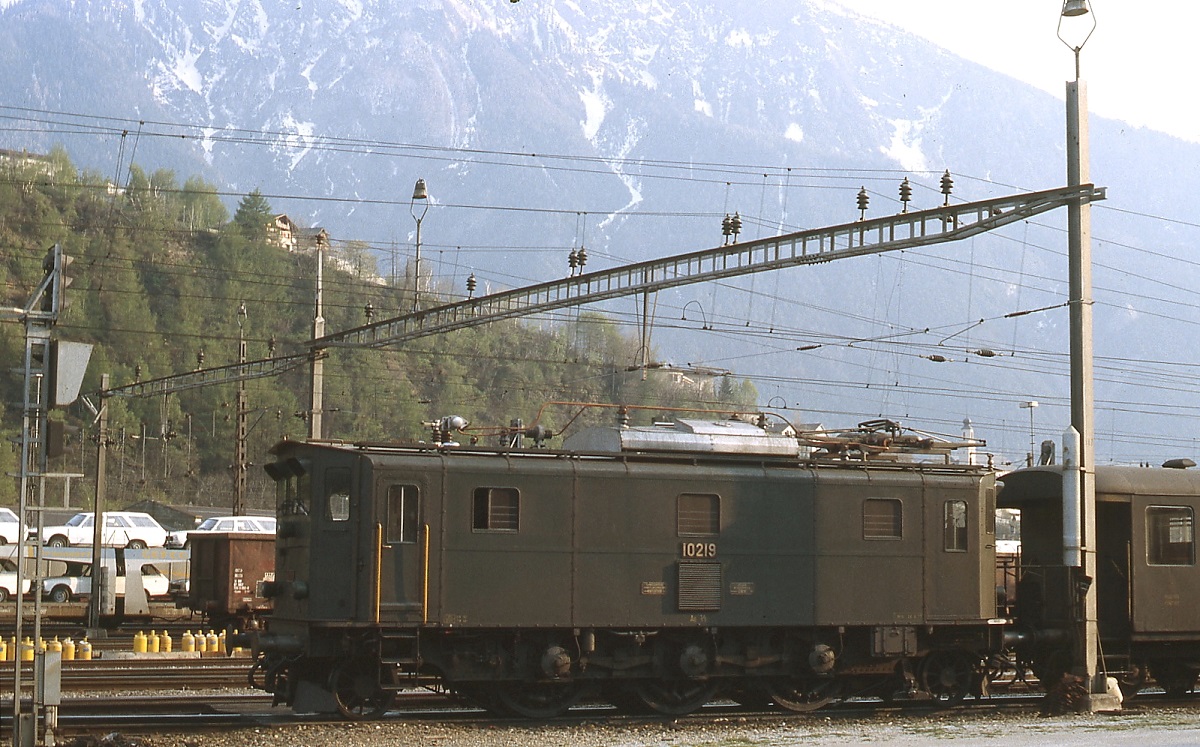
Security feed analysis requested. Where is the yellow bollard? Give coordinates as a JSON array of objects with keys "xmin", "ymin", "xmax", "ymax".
[
  {"xmin": 20, "ymin": 637, "xmax": 34, "ymax": 661},
  {"xmin": 47, "ymin": 637, "xmax": 62, "ymax": 655},
  {"xmin": 182, "ymin": 630, "xmax": 195, "ymax": 652},
  {"xmin": 78, "ymin": 639, "xmax": 92, "ymax": 660},
  {"xmin": 195, "ymin": 630, "xmax": 207, "ymax": 653},
  {"xmin": 217, "ymin": 630, "xmax": 227, "ymax": 655},
  {"xmin": 133, "ymin": 630, "xmax": 147, "ymax": 653},
  {"xmin": 148, "ymin": 631, "xmax": 160, "ymax": 653},
  {"xmin": 62, "ymin": 637, "xmax": 75, "ymax": 661},
  {"xmin": 160, "ymin": 630, "xmax": 172, "ymax": 653},
  {"xmin": 206, "ymin": 630, "xmax": 219, "ymax": 653}
]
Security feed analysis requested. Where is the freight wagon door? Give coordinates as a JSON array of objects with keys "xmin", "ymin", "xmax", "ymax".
[{"xmin": 376, "ymin": 474, "xmax": 436, "ymax": 622}]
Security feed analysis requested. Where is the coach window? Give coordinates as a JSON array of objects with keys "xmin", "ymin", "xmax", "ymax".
[
  {"xmin": 863, "ymin": 498, "xmax": 902, "ymax": 539},
  {"xmin": 473, "ymin": 487, "xmax": 519, "ymax": 532},
  {"xmin": 1147, "ymin": 505, "xmax": 1194, "ymax": 566},
  {"xmin": 943, "ymin": 500, "xmax": 968, "ymax": 552},
  {"xmin": 677, "ymin": 493, "xmax": 720, "ymax": 536},
  {"xmin": 386, "ymin": 485, "xmax": 420, "ymax": 543},
  {"xmin": 325, "ymin": 468, "xmax": 351, "ymax": 522}
]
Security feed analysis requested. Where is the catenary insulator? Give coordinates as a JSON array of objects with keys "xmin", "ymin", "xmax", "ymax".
[
  {"xmin": 577, "ymin": 247, "xmax": 587, "ymax": 268},
  {"xmin": 856, "ymin": 187, "xmax": 869, "ymax": 219},
  {"xmin": 940, "ymin": 170, "xmax": 954, "ymax": 205},
  {"xmin": 364, "ymin": 301, "xmax": 374, "ymax": 323},
  {"xmin": 899, "ymin": 177, "xmax": 912, "ymax": 212},
  {"xmin": 730, "ymin": 212, "xmax": 742, "ymax": 240},
  {"xmin": 466, "ymin": 273, "xmax": 477, "ymax": 297}
]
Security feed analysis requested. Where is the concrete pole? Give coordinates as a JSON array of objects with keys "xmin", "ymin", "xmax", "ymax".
[
  {"xmin": 1066, "ymin": 78, "xmax": 1107, "ymax": 704},
  {"xmin": 309, "ymin": 239, "xmax": 326, "ymax": 441}
]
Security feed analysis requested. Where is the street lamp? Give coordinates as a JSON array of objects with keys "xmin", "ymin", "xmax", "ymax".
[
  {"xmin": 410, "ymin": 178, "xmax": 429, "ymax": 313},
  {"xmin": 1019, "ymin": 400, "xmax": 1038, "ymax": 467}
]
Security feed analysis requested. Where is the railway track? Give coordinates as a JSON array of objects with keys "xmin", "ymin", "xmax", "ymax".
[
  {"xmin": 0, "ymin": 656, "xmax": 252, "ymax": 691},
  {"xmin": 1, "ymin": 682, "xmax": 1196, "ymax": 736}
]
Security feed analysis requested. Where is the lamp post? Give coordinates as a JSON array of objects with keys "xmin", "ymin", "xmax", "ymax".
[
  {"xmin": 1019, "ymin": 400, "xmax": 1038, "ymax": 467},
  {"xmin": 233, "ymin": 301, "xmax": 248, "ymax": 516},
  {"xmin": 410, "ymin": 178, "xmax": 429, "ymax": 313},
  {"xmin": 1058, "ymin": 0, "xmax": 1114, "ymax": 710}
]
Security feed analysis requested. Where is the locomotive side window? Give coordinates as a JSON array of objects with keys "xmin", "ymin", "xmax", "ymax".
[
  {"xmin": 863, "ymin": 498, "xmax": 902, "ymax": 539},
  {"xmin": 326, "ymin": 468, "xmax": 351, "ymax": 522},
  {"xmin": 677, "ymin": 493, "xmax": 720, "ymax": 536},
  {"xmin": 386, "ymin": 484, "xmax": 420, "ymax": 543},
  {"xmin": 943, "ymin": 500, "xmax": 968, "ymax": 552},
  {"xmin": 1147, "ymin": 506, "xmax": 1194, "ymax": 566},
  {"xmin": 473, "ymin": 487, "xmax": 519, "ymax": 532}
]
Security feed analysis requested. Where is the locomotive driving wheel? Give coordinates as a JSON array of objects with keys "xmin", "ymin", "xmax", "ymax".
[
  {"xmin": 632, "ymin": 679, "xmax": 719, "ymax": 716},
  {"xmin": 765, "ymin": 676, "xmax": 839, "ymax": 712},
  {"xmin": 494, "ymin": 681, "xmax": 586, "ymax": 719},
  {"xmin": 917, "ymin": 651, "xmax": 976, "ymax": 703},
  {"xmin": 329, "ymin": 658, "xmax": 394, "ymax": 720},
  {"xmin": 1152, "ymin": 660, "xmax": 1198, "ymax": 698}
]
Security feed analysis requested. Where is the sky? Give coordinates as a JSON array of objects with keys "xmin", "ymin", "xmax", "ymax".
[{"xmin": 833, "ymin": 0, "xmax": 1200, "ymax": 144}]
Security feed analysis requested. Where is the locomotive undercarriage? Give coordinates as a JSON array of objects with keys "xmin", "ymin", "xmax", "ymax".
[{"xmin": 253, "ymin": 623, "xmax": 1000, "ymax": 719}]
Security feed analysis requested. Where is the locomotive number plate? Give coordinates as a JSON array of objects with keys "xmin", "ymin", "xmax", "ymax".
[{"xmin": 681, "ymin": 542, "xmax": 717, "ymax": 559}]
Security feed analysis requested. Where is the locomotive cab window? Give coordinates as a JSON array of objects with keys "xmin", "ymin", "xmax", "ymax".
[
  {"xmin": 863, "ymin": 498, "xmax": 902, "ymax": 539},
  {"xmin": 325, "ymin": 468, "xmax": 351, "ymax": 523},
  {"xmin": 386, "ymin": 485, "xmax": 420, "ymax": 543},
  {"xmin": 473, "ymin": 487, "xmax": 519, "ymax": 532},
  {"xmin": 1147, "ymin": 505, "xmax": 1194, "ymax": 566},
  {"xmin": 677, "ymin": 493, "xmax": 720, "ymax": 536},
  {"xmin": 943, "ymin": 500, "xmax": 968, "ymax": 552}
]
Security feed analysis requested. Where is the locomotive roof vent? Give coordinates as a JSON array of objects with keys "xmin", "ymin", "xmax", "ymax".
[
  {"xmin": 562, "ymin": 417, "xmax": 804, "ymax": 457},
  {"xmin": 1163, "ymin": 458, "xmax": 1196, "ymax": 470}
]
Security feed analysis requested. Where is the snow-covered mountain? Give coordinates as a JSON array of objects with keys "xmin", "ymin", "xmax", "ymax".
[{"xmin": 2, "ymin": 0, "xmax": 1198, "ymax": 465}]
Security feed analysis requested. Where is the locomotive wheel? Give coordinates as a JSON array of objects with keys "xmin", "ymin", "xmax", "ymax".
[
  {"xmin": 329, "ymin": 659, "xmax": 394, "ymax": 720},
  {"xmin": 603, "ymin": 683, "xmax": 654, "ymax": 714},
  {"xmin": 494, "ymin": 682, "xmax": 586, "ymax": 719},
  {"xmin": 633, "ymin": 679, "xmax": 719, "ymax": 716},
  {"xmin": 765, "ymin": 677, "xmax": 839, "ymax": 712},
  {"xmin": 451, "ymin": 684, "xmax": 510, "ymax": 716},
  {"xmin": 918, "ymin": 651, "xmax": 975, "ymax": 703},
  {"xmin": 1153, "ymin": 661, "xmax": 1198, "ymax": 698}
]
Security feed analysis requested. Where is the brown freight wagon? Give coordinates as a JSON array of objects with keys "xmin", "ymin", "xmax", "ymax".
[{"xmin": 187, "ymin": 532, "xmax": 274, "ymax": 630}]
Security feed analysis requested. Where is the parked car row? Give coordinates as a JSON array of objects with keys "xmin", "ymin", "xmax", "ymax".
[
  {"xmin": 0, "ymin": 560, "xmax": 170, "ymax": 603},
  {"xmin": 167, "ymin": 515, "xmax": 276, "ymax": 549},
  {"xmin": 0, "ymin": 510, "xmax": 276, "ymax": 550},
  {"xmin": 41, "ymin": 562, "xmax": 171, "ymax": 603}
]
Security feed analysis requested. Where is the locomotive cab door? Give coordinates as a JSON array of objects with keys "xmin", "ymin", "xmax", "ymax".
[
  {"xmin": 924, "ymin": 482, "xmax": 995, "ymax": 621},
  {"xmin": 375, "ymin": 474, "xmax": 435, "ymax": 623}
]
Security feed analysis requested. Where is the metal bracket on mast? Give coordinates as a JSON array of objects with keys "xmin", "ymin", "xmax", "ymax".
[{"xmin": 314, "ymin": 184, "xmax": 1105, "ymax": 350}]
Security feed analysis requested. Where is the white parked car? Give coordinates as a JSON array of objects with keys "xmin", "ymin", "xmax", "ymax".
[
  {"xmin": 43, "ymin": 563, "xmax": 170, "ymax": 603},
  {"xmin": 167, "ymin": 515, "xmax": 276, "ymax": 549},
  {"xmin": 0, "ymin": 508, "xmax": 21, "ymax": 545},
  {"xmin": 0, "ymin": 558, "xmax": 31, "ymax": 602},
  {"xmin": 40, "ymin": 511, "xmax": 168, "ymax": 549}
]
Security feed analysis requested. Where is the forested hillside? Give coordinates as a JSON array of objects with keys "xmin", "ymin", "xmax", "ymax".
[{"xmin": 0, "ymin": 151, "xmax": 757, "ymax": 512}]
